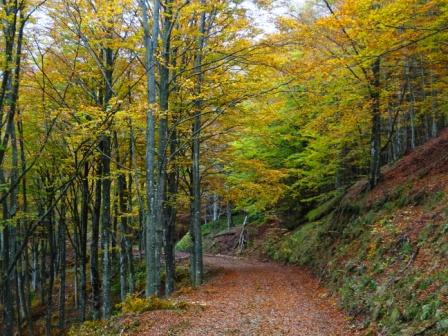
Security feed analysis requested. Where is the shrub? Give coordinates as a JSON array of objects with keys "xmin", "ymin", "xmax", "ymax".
[
  {"xmin": 176, "ymin": 233, "xmax": 192, "ymax": 252},
  {"xmin": 67, "ymin": 318, "xmax": 131, "ymax": 336},
  {"xmin": 117, "ymin": 294, "xmax": 188, "ymax": 314}
]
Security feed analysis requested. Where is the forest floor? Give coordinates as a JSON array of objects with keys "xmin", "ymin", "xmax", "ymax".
[{"xmin": 134, "ymin": 254, "xmax": 357, "ymax": 336}]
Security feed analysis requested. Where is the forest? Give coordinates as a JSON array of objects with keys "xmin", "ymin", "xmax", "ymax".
[{"xmin": 1, "ymin": 0, "xmax": 448, "ymax": 335}]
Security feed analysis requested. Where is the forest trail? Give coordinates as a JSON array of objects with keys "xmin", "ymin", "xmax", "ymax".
[{"xmin": 136, "ymin": 255, "xmax": 356, "ymax": 336}]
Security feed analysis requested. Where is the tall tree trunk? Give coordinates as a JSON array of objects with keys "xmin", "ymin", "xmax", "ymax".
[
  {"xmin": 165, "ymin": 127, "xmax": 178, "ymax": 295},
  {"xmin": 1, "ymin": 7, "xmax": 23, "ymax": 334},
  {"xmin": 129, "ymin": 122, "xmax": 144, "ymax": 261},
  {"xmin": 2, "ymin": 217, "xmax": 13, "ymax": 336},
  {"xmin": 10, "ymin": 104, "xmax": 20, "ymax": 335},
  {"xmin": 100, "ymin": 134, "xmax": 112, "ymax": 318},
  {"xmin": 17, "ymin": 110, "xmax": 32, "ymax": 335},
  {"xmin": 190, "ymin": 0, "xmax": 207, "ymax": 287},
  {"xmin": 91, "ymin": 161, "xmax": 102, "ymax": 320},
  {"xmin": 79, "ymin": 162, "xmax": 89, "ymax": 321},
  {"xmin": 74, "ymin": 246, "xmax": 78, "ymax": 309},
  {"xmin": 101, "ymin": 42, "xmax": 114, "ymax": 318},
  {"xmin": 45, "ymin": 189, "xmax": 55, "ymax": 336},
  {"xmin": 157, "ymin": 0, "xmax": 174, "ymax": 296},
  {"xmin": 40, "ymin": 239, "xmax": 46, "ymax": 305},
  {"xmin": 58, "ymin": 205, "xmax": 67, "ymax": 331},
  {"xmin": 114, "ymin": 131, "xmax": 134, "ymax": 301},
  {"xmin": 71, "ymin": 188, "xmax": 81, "ymax": 312},
  {"xmin": 139, "ymin": 0, "xmax": 160, "ymax": 297},
  {"xmin": 369, "ymin": 57, "xmax": 381, "ymax": 188}
]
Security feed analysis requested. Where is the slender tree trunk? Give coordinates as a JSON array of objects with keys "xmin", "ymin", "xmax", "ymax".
[
  {"xmin": 165, "ymin": 127, "xmax": 178, "ymax": 295},
  {"xmin": 190, "ymin": 0, "xmax": 207, "ymax": 287},
  {"xmin": 190, "ymin": 135, "xmax": 203, "ymax": 287},
  {"xmin": 101, "ymin": 41, "xmax": 114, "ymax": 318},
  {"xmin": 14, "ymin": 268, "xmax": 22, "ymax": 336},
  {"xmin": 45, "ymin": 189, "xmax": 55, "ymax": 336},
  {"xmin": 212, "ymin": 194, "xmax": 219, "ymax": 222},
  {"xmin": 369, "ymin": 57, "xmax": 381, "ymax": 188},
  {"xmin": 40, "ymin": 239, "xmax": 46, "ymax": 305},
  {"xmin": 74, "ymin": 247, "xmax": 78, "ymax": 309},
  {"xmin": 407, "ymin": 62, "xmax": 417, "ymax": 150},
  {"xmin": 10, "ymin": 105, "xmax": 20, "ymax": 335},
  {"xmin": 226, "ymin": 202, "xmax": 233, "ymax": 230},
  {"xmin": 114, "ymin": 131, "xmax": 134, "ymax": 301},
  {"xmin": 157, "ymin": 0, "xmax": 174, "ymax": 295},
  {"xmin": 58, "ymin": 205, "xmax": 67, "ymax": 331},
  {"xmin": 129, "ymin": 122, "xmax": 144, "ymax": 261},
  {"xmin": 17, "ymin": 111, "xmax": 32, "ymax": 335},
  {"xmin": 101, "ymin": 133, "xmax": 112, "ymax": 318},
  {"xmin": 18, "ymin": 114, "xmax": 32, "ymax": 336},
  {"xmin": 71, "ymin": 189, "xmax": 81, "ymax": 312},
  {"xmin": 2, "ymin": 217, "xmax": 13, "ymax": 336},
  {"xmin": 112, "ymin": 204, "xmax": 118, "ymax": 268},
  {"xmin": 79, "ymin": 162, "xmax": 88, "ymax": 321},
  {"xmin": 1, "ymin": 7, "xmax": 23, "ymax": 333},
  {"xmin": 91, "ymin": 161, "xmax": 102, "ymax": 320},
  {"xmin": 31, "ymin": 239, "xmax": 38, "ymax": 292}
]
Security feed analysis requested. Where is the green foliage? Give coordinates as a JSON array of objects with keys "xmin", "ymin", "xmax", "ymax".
[
  {"xmin": 265, "ymin": 220, "xmax": 330, "ymax": 265},
  {"xmin": 116, "ymin": 294, "xmax": 188, "ymax": 315},
  {"xmin": 305, "ymin": 189, "xmax": 345, "ymax": 222},
  {"xmin": 133, "ymin": 260, "xmax": 147, "ymax": 293},
  {"xmin": 176, "ymin": 215, "xmax": 246, "ymax": 253},
  {"xmin": 68, "ymin": 317, "xmax": 139, "ymax": 336},
  {"xmin": 176, "ymin": 233, "xmax": 192, "ymax": 252}
]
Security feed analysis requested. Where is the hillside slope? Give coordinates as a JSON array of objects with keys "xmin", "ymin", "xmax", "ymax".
[{"xmin": 266, "ymin": 129, "xmax": 448, "ymax": 335}]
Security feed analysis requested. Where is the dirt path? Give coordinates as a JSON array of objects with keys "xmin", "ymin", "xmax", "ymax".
[{"xmin": 136, "ymin": 255, "xmax": 356, "ymax": 336}]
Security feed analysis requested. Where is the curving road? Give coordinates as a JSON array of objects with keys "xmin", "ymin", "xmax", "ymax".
[{"xmin": 136, "ymin": 255, "xmax": 357, "ymax": 336}]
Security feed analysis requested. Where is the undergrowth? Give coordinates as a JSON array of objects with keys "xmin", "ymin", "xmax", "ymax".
[
  {"xmin": 67, "ymin": 317, "xmax": 139, "ymax": 336},
  {"xmin": 68, "ymin": 295, "xmax": 188, "ymax": 336},
  {"xmin": 117, "ymin": 295, "xmax": 188, "ymax": 314}
]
